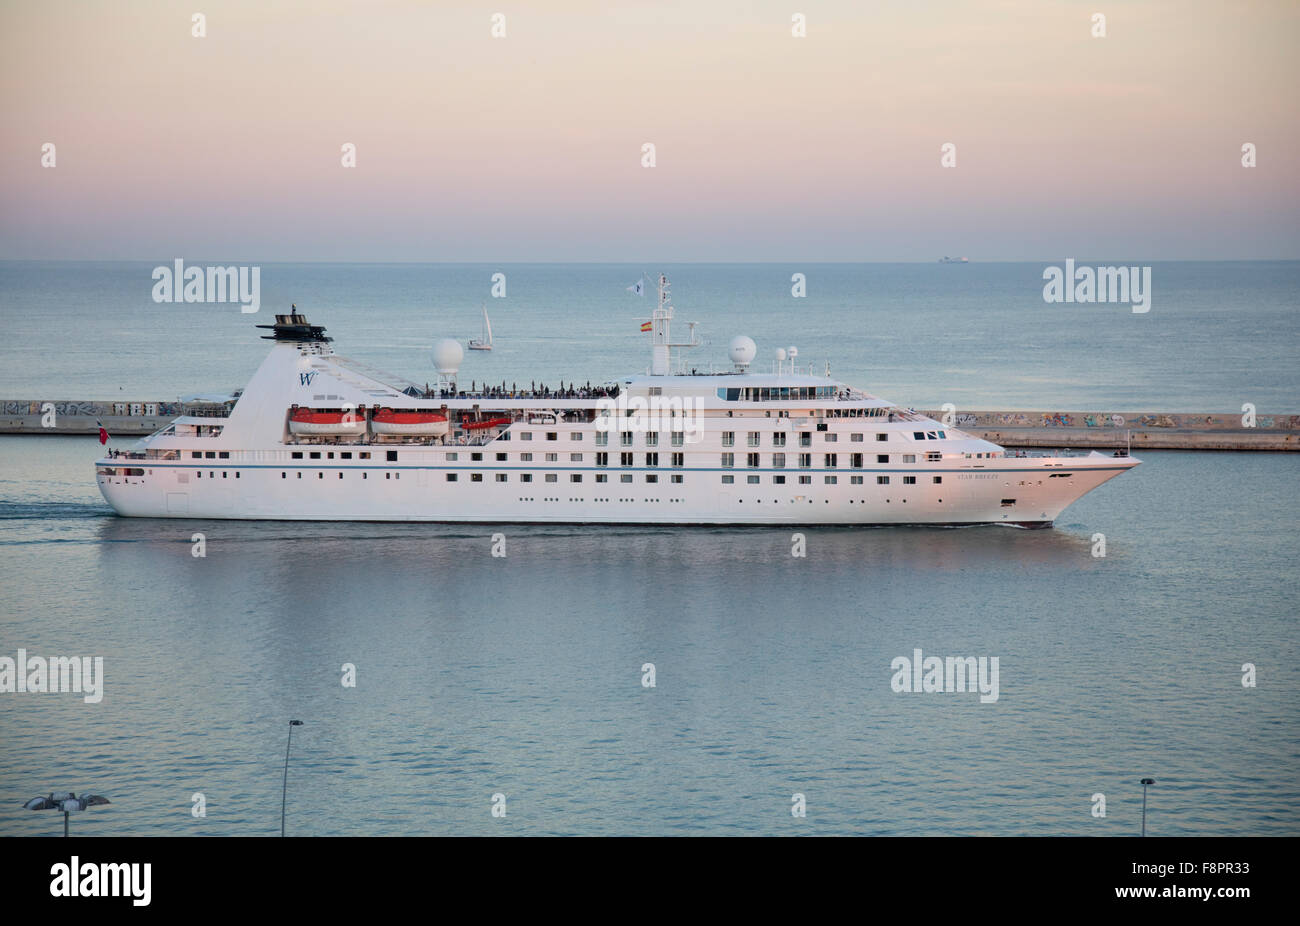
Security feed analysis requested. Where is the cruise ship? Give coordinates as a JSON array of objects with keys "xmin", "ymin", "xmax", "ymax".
[{"xmin": 95, "ymin": 276, "xmax": 1139, "ymax": 525}]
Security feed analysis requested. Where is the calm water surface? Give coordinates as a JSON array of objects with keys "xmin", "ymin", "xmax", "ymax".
[{"xmin": 0, "ymin": 436, "xmax": 1295, "ymax": 836}]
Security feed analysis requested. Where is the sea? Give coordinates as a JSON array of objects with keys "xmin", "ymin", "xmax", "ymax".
[{"xmin": 0, "ymin": 261, "xmax": 1296, "ymax": 836}]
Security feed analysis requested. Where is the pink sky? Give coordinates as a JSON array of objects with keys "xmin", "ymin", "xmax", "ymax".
[{"xmin": 1, "ymin": 0, "xmax": 1297, "ymax": 260}]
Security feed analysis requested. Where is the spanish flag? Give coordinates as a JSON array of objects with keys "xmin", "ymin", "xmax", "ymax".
[{"xmin": 640, "ymin": 321, "xmax": 652, "ymax": 332}]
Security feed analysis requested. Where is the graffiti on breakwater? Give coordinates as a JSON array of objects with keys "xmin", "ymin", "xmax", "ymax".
[{"xmin": 2, "ymin": 400, "xmax": 182, "ymax": 417}]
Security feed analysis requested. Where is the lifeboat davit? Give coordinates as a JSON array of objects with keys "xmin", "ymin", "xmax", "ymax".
[
  {"xmin": 462, "ymin": 416, "xmax": 512, "ymax": 431},
  {"xmin": 371, "ymin": 408, "xmax": 449, "ymax": 437},
  {"xmin": 288, "ymin": 407, "xmax": 368, "ymax": 436}
]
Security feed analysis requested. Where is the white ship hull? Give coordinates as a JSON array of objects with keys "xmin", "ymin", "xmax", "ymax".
[{"xmin": 96, "ymin": 456, "xmax": 1132, "ymax": 525}]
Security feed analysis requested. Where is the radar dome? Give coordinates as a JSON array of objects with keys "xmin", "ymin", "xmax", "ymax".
[
  {"xmin": 787, "ymin": 345, "xmax": 798, "ymax": 358},
  {"xmin": 432, "ymin": 338, "xmax": 464, "ymax": 374},
  {"xmin": 774, "ymin": 347, "xmax": 787, "ymax": 362},
  {"xmin": 729, "ymin": 335, "xmax": 757, "ymax": 368}
]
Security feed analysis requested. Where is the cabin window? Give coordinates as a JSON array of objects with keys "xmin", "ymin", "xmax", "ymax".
[
  {"xmin": 596, "ymin": 432, "xmax": 609, "ymax": 446},
  {"xmin": 773, "ymin": 475, "xmax": 786, "ymax": 485},
  {"xmin": 798, "ymin": 454, "xmax": 811, "ymax": 468},
  {"xmin": 471, "ymin": 473, "xmax": 483, "ymax": 482},
  {"xmin": 671, "ymin": 432, "xmax": 684, "ymax": 447},
  {"xmin": 646, "ymin": 475, "xmax": 658, "ymax": 483},
  {"xmin": 621, "ymin": 452, "xmax": 633, "ymax": 466},
  {"xmin": 281, "ymin": 472, "xmax": 286, "ymax": 479},
  {"xmin": 519, "ymin": 452, "xmax": 531, "ymax": 461},
  {"xmin": 620, "ymin": 474, "xmax": 633, "ymax": 483},
  {"xmin": 903, "ymin": 476, "xmax": 916, "ymax": 484},
  {"xmin": 219, "ymin": 451, "xmax": 229, "ymax": 459},
  {"xmin": 620, "ymin": 431, "xmax": 633, "ymax": 447},
  {"xmin": 291, "ymin": 451, "xmax": 303, "ymax": 459},
  {"xmin": 850, "ymin": 476, "xmax": 863, "ymax": 484},
  {"xmin": 671, "ymin": 452, "xmax": 683, "ymax": 467},
  {"xmin": 191, "ymin": 451, "xmax": 201, "ymax": 459},
  {"xmin": 571, "ymin": 432, "xmax": 582, "ymax": 441},
  {"xmin": 596, "ymin": 474, "xmax": 608, "ymax": 483},
  {"xmin": 327, "ymin": 452, "xmax": 334, "ymax": 459},
  {"xmin": 747, "ymin": 475, "xmax": 759, "ymax": 484},
  {"xmin": 877, "ymin": 476, "xmax": 890, "ymax": 485},
  {"xmin": 721, "ymin": 453, "xmax": 734, "ymax": 468},
  {"xmin": 772, "ymin": 432, "xmax": 786, "ymax": 447},
  {"xmin": 447, "ymin": 473, "xmax": 458, "ymax": 481},
  {"xmin": 571, "ymin": 474, "xmax": 582, "ymax": 483},
  {"xmin": 851, "ymin": 433, "xmax": 863, "ymax": 442},
  {"xmin": 447, "ymin": 452, "xmax": 459, "ymax": 461},
  {"xmin": 798, "ymin": 475, "xmax": 811, "ymax": 484},
  {"xmin": 387, "ymin": 451, "xmax": 398, "ymax": 462},
  {"xmin": 914, "ymin": 432, "xmax": 926, "ymax": 440},
  {"xmin": 721, "ymin": 432, "xmax": 735, "ymax": 447},
  {"xmin": 472, "ymin": 452, "xmax": 483, "ymax": 461},
  {"xmin": 1001, "ymin": 499, "xmax": 1016, "ymax": 507},
  {"xmin": 876, "ymin": 433, "xmax": 888, "ymax": 441},
  {"xmin": 747, "ymin": 432, "xmax": 760, "ymax": 447},
  {"xmin": 799, "ymin": 432, "xmax": 811, "ymax": 447},
  {"xmin": 545, "ymin": 453, "xmax": 558, "ymax": 462},
  {"xmin": 903, "ymin": 454, "xmax": 916, "ymax": 463},
  {"xmin": 824, "ymin": 454, "xmax": 837, "ymax": 467},
  {"xmin": 645, "ymin": 452, "xmax": 659, "ymax": 466},
  {"xmin": 647, "ymin": 432, "xmax": 659, "ymax": 447},
  {"xmin": 520, "ymin": 474, "xmax": 532, "ymax": 482},
  {"xmin": 570, "ymin": 453, "xmax": 582, "ymax": 462},
  {"xmin": 772, "ymin": 453, "xmax": 785, "ymax": 468},
  {"xmin": 824, "ymin": 433, "xmax": 837, "ymax": 443},
  {"xmin": 359, "ymin": 452, "xmax": 371, "ymax": 460},
  {"xmin": 544, "ymin": 474, "xmax": 557, "ymax": 483},
  {"xmin": 933, "ymin": 476, "xmax": 943, "ymax": 484},
  {"xmin": 824, "ymin": 476, "xmax": 837, "ymax": 484},
  {"xmin": 877, "ymin": 454, "xmax": 889, "ymax": 464},
  {"xmin": 927, "ymin": 452, "xmax": 942, "ymax": 462},
  {"xmin": 670, "ymin": 474, "xmax": 683, "ymax": 484},
  {"xmin": 496, "ymin": 453, "xmax": 507, "ymax": 461},
  {"xmin": 341, "ymin": 452, "xmax": 352, "ymax": 459},
  {"xmin": 546, "ymin": 432, "xmax": 557, "ymax": 441},
  {"xmin": 520, "ymin": 432, "xmax": 532, "ymax": 440},
  {"xmin": 496, "ymin": 474, "xmax": 507, "ymax": 482},
  {"xmin": 206, "ymin": 451, "xmax": 216, "ymax": 458},
  {"xmin": 309, "ymin": 452, "xmax": 321, "ymax": 459},
  {"xmin": 721, "ymin": 475, "xmax": 734, "ymax": 484}
]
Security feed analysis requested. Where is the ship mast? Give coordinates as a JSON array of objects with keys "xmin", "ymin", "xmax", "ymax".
[{"xmin": 649, "ymin": 273, "xmax": 700, "ymax": 375}]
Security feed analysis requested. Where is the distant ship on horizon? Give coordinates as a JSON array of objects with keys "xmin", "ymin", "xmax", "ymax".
[{"xmin": 939, "ymin": 256, "xmax": 969, "ymax": 263}]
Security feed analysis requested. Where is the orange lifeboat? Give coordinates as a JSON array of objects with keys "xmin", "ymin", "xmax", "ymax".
[
  {"xmin": 462, "ymin": 416, "xmax": 512, "ymax": 431},
  {"xmin": 288, "ymin": 407, "xmax": 367, "ymax": 436},
  {"xmin": 371, "ymin": 408, "xmax": 450, "ymax": 437}
]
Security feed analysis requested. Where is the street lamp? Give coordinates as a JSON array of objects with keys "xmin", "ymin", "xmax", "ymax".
[
  {"xmin": 281, "ymin": 720, "xmax": 304, "ymax": 837},
  {"xmin": 23, "ymin": 792, "xmax": 111, "ymax": 836},
  {"xmin": 1140, "ymin": 778, "xmax": 1155, "ymax": 836}
]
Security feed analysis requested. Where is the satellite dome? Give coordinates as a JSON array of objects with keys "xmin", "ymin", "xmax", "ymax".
[
  {"xmin": 729, "ymin": 335, "xmax": 757, "ymax": 368},
  {"xmin": 432, "ymin": 338, "xmax": 464, "ymax": 374},
  {"xmin": 774, "ymin": 347, "xmax": 787, "ymax": 362},
  {"xmin": 787, "ymin": 345, "xmax": 798, "ymax": 358}
]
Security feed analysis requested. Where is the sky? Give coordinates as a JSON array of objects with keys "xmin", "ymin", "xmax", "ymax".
[{"xmin": 1, "ymin": 0, "xmax": 1297, "ymax": 261}]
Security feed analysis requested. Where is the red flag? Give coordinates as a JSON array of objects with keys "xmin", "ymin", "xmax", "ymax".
[{"xmin": 96, "ymin": 420, "xmax": 108, "ymax": 445}]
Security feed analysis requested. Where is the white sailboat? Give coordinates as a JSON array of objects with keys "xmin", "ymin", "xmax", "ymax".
[{"xmin": 468, "ymin": 304, "xmax": 493, "ymax": 350}]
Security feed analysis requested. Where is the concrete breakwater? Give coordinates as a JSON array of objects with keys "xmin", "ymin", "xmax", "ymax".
[
  {"xmin": 1, "ymin": 399, "xmax": 1295, "ymax": 451},
  {"xmin": 918, "ymin": 409, "xmax": 1299, "ymax": 451}
]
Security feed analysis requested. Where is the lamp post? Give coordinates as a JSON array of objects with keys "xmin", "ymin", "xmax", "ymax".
[
  {"xmin": 281, "ymin": 720, "xmax": 304, "ymax": 837},
  {"xmin": 1140, "ymin": 778, "xmax": 1155, "ymax": 836},
  {"xmin": 23, "ymin": 792, "xmax": 111, "ymax": 836}
]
